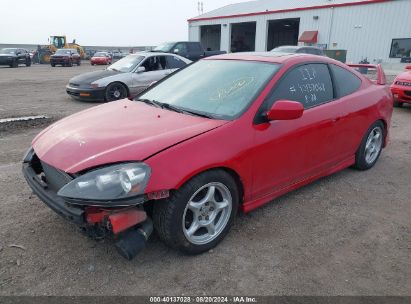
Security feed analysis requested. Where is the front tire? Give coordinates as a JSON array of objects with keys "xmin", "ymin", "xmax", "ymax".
[
  {"xmin": 104, "ymin": 82, "xmax": 128, "ymax": 101},
  {"xmin": 354, "ymin": 121, "xmax": 385, "ymax": 170},
  {"xmin": 153, "ymin": 170, "xmax": 239, "ymax": 254}
]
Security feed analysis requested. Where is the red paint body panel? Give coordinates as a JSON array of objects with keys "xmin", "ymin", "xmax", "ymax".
[
  {"xmin": 188, "ymin": 0, "xmax": 391, "ymax": 22},
  {"xmin": 32, "ymin": 100, "xmax": 227, "ymax": 173},
  {"xmin": 33, "ymin": 54, "xmax": 393, "ymax": 213},
  {"xmin": 109, "ymin": 209, "xmax": 147, "ymax": 234},
  {"xmin": 390, "ymin": 69, "xmax": 411, "ymax": 104}
]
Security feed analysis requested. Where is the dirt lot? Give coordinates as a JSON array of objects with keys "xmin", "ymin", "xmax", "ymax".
[{"xmin": 0, "ymin": 63, "xmax": 410, "ymax": 296}]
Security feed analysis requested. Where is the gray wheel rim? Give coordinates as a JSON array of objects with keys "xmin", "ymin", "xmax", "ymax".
[
  {"xmin": 365, "ymin": 126, "xmax": 383, "ymax": 164},
  {"xmin": 182, "ymin": 182, "xmax": 232, "ymax": 245}
]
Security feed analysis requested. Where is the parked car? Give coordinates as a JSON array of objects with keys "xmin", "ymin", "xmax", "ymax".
[
  {"xmin": 271, "ymin": 45, "xmax": 325, "ymax": 56},
  {"xmin": 50, "ymin": 49, "xmax": 81, "ymax": 67},
  {"xmin": 112, "ymin": 50, "xmax": 125, "ymax": 59},
  {"xmin": 66, "ymin": 52, "xmax": 191, "ymax": 102},
  {"xmin": 153, "ymin": 41, "xmax": 226, "ymax": 61},
  {"xmin": 0, "ymin": 48, "xmax": 31, "ymax": 68},
  {"xmin": 23, "ymin": 52, "xmax": 392, "ymax": 259},
  {"xmin": 90, "ymin": 52, "xmax": 112, "ymax": 65},
  {"xmin": 390, "ymin": 65, "xmax": 411, "ymax": 107}
]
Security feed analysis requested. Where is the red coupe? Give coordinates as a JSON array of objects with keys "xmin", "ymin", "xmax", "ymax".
[
  {"xmin": 390, "ymin": 65, "xmax": 411, "ymax": 107},
  {"xmin": 90, "ymin": 52, "xmax": 112, "ymax": 65},
  {"xmin": 23, "ymin": 53, "xmax": 393, "ymax": 259}
]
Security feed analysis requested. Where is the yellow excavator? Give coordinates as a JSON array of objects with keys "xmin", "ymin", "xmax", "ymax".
[{"xmin": 36, "ymin": 35, "xmax": 86, "ymax": 64}]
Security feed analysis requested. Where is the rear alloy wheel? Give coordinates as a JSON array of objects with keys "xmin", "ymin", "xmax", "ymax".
[
  {"xmin": 153, "ymin": 170, "xmax": 239, "ymax": 254},
  {"xmin": 354, "ymin": 121, "xmax": 384, "ymax": 170},
  {"xmin": 105, "ymin": 82, "xmax": 127, "ymax": 101}
]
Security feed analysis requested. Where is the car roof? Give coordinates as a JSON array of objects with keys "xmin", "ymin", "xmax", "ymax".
[{"xmin": 206, "ymin": 51, "xmax": 334, "ymax": 64}]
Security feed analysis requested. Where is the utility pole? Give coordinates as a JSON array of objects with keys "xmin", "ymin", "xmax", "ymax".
[{"xmin": 197, "ymin": 1, "xmax": 204, "ymax": 15}]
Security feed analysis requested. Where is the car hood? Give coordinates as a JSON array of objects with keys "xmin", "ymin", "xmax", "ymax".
[
  {"xmin": 69, "ymin": 69, "xmax": 120, "ymax": 84},
  {"xmin": 395, "ymin": 71, "xmax": 411, "ymax": 82},
  {"xmin": 32, "ymin": 100, "xmax": 228, "ymax": 173}
]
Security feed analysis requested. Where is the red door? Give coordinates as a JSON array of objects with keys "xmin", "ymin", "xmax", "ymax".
[{"xmin": 249, "ymin": 63, "xmax": 345, "ymax": 200}]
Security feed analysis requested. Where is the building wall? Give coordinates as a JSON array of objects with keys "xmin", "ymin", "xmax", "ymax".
[{"xmin": 188, "ymin": 0, "xmax": 411, "ymax": 63}]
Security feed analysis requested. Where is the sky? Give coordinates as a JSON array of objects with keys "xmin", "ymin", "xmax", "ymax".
[{"xmin": 0, "ymin": 0, "xmax": 251, "ymax": 46}]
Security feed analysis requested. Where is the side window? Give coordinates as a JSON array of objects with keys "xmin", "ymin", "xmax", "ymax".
[
  {"xmin": 329, "ymin": 64, "xmax": 362, "ymax": 98},
  {"xmin": 188, "ymin": 43, "xmax": 202, "ymax": 53},
  {"xmin": 268, "ymin": 63, "xmax": 334, "ymax": 109},
  {"xmin": 141, "ymin": 56, "xmax": 166, "ymax": 71},
  {"xmin": 166, "ymin": 56, "xmax": 187, "ymax": 69},
  {"xmin": 174, "ymin": 43, "xmax": 187, "ymax": 53}
]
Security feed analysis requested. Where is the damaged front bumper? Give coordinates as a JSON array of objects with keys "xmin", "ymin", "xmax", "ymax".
[{"xmin": 22, "ymin": 151, "xmax": 153, "ymax": 259}]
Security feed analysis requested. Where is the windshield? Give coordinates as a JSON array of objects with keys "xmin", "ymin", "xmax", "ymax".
[
  {"xmin": 153, "ymin": 42, "xmax": 176, "ymax": 52},
  {"xmin": 138, "ymin": 60, "xmax": 280, "ymax": 120},
  {"xmin": 55, "ymin": 49, "xmax": 73, "ymax": 55},
  {"xmin": 0, "ymin": 48, "xmax": 17, "ymax": 54},
  {"xmin": 94, "ymin": 52, "xmax": 108, "ymax": 57},
  {"xmin": 107, "ymin": 55, "xmax": 144, "ymax": 73}
]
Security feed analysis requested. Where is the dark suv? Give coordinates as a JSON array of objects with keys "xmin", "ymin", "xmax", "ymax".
[
  {"xmin": 0, "ymin": 48, "xmax": 31, "ymax": 68},
  {"xmin": 50, "ymin": 49, "xmax": 81, "ymax": 67}
]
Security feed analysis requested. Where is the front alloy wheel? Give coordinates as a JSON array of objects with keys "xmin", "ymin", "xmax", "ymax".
[
  {"xmin": 153, "ymin": 170, "xmax": 239, "ymax": 254},
  {"xmin": 105, "ymin": 82, "xmax": 127, "ymax": 101},
  {"xmin": 182, "ymin": 182, "xmax": 232, "ymax": 245}
]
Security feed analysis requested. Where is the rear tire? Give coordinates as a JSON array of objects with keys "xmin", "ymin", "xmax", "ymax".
[
  {"xmin": 354, "ymin": 121, "xmax": 385, "ymax": 170},
  {"xmin": 153, "ymin": 170, "xmax": 239, "ymax": 254},
  {"xmin": 51, "ymin": 63, "xmax": 55, "ymax": 67},
  {"xmin": 26, "ymin": 59, "xmax": 31, "ymax": 67},
  {"xmin": 77, "ymin": 60, "xmax": 81, "ymax": 66},
  {"xmin": 10, "ymin": 60, "xmax": 18, "ymax": 68},
  {"xmin": 394, "ymin": 100, "xmax": 403, "ymax": 107}
]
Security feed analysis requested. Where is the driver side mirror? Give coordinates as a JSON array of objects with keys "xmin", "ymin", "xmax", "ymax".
[
  {"xmin": 136, "ymin": 66, "xmax": 146, "ymax": 73},
  {"xmin": 173, "ymin": 48, "xmax": 179, "ymax": 54},
  {"xmin": 266, "ymin": 100, "xmax": 304, "ymax": 121}
]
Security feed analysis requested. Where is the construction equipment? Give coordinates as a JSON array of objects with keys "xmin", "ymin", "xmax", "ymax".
[{"xmin": 36, "ymin": 36, "xmax": 86, "ymax": 64}]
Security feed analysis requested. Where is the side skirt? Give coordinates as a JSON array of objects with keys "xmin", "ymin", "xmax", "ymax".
[{"xmin": 242, "ymin": 156, "xmax": 355, "ymax": 213}]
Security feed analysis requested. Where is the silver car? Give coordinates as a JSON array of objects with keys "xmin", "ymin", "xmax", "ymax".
[{"xmin": 66, "ymin": 52, "xmax": 191, "ymax": 101}]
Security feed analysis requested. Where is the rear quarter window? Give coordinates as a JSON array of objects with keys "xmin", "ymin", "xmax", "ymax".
[{"xmin": 330, "ymin": 64, "xmax": 362, "ymax": 98}]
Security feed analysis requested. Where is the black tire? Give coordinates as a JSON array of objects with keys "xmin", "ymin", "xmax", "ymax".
[
  {"xmin": 394, "ymin": 100, "xmax": 403, "ymax": 107},
  {"xmin": 26, "ymin": 59, "xmax": 31, "ymax": 67},
  {"xmin": 354, "ymin": 121, "xmax": 385, "ymax": 171},
  {"xmin": 77, "ymin": 60, "xmax": 81, "ymax": 66},
  {"xmin": 10, "ymin": 60, "xmax": 18, "ymax": 68},
  {"xmin": 67, "ymin": 60, "xmax": 73, "ymax": 67},
  {"xmin": 153, "ymin": 170, "xmax": 239, "ymax": 254},
  {"xmin": 104, "ymin": 82, "xmax": 128, "ymax": 101},
  {"xmin": 51, "ymin": 63, "xmax": 55, "ymax": 67}
]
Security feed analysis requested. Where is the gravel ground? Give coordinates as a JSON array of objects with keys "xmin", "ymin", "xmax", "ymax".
[{"xmin": 0, "ymin": 63, "xmax": 410, "ymax": 296}]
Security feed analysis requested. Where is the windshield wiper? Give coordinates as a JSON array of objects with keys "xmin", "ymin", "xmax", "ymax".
[
  {"xmin": 161, "ymin": 103, "xmax": 186, "ymax": 114},
  {"xmin": 180, "ymin": 109, "xmax": 214, "ymax": 119},
  {"xmin": 137, "ymin": 98, "xmax": 163, "ymax": 108}
]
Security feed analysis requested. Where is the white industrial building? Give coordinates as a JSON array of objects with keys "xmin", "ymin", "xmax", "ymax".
[{"xmin": 188, "ymin": 0, "xmax": 411, "ymax": 63}]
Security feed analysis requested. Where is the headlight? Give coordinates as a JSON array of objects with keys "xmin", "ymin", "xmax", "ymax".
[{"xmin": 57, "ymin": 163, "xmax": 151, "ymax": 202}]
